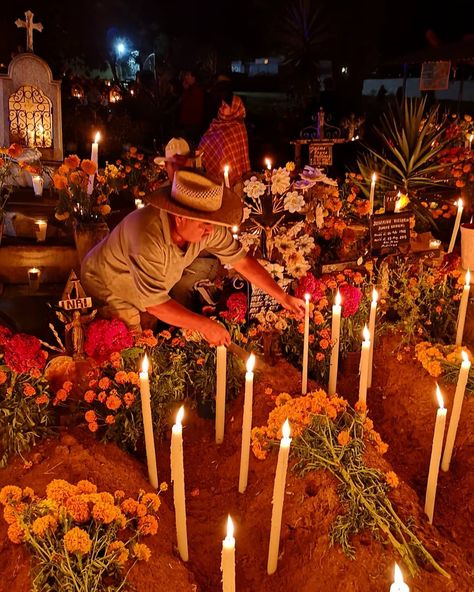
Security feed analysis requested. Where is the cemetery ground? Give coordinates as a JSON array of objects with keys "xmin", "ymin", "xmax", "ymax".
[{"xmin": 0, "ymin": 331, "xmax": 472, "ymax": 592}]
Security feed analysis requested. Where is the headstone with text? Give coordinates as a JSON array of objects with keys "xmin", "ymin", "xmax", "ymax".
[
  {"xmin": 370, "ymin": 213, "xmax": 411, "ymax": 253},
  {"xmin": 248, "ymin": 286, "xmax": 283, "ymax": 320},
  {"xmin": 309, "ymin": 142, "xmax": 333, "ymax": 166}
]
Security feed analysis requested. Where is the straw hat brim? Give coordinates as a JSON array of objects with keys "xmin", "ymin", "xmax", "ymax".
[{"xmin": 146, "ymin": 183, "xmax": 243, "ymax": 227}]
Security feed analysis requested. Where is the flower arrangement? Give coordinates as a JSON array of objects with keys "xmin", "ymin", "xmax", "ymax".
[
  {"xmin": 84, "ymin": 318, "xmax": 135, "ymax": 364},
  {"xmin": 0, "ymin": 143, "xmax": 28, "ymax": 218},
  {"xmin": 0, "ymin": 326, "xmax": 60, "ymax": 466},
  {"xmin": 111, "ymin": 146, "xmax": 168, "ymax": 199},
  {"xmin": 251, "ymin": 389, "xmax": 448, "ymax": 578},
  {"xmin": 53, "ymin": 154, "xmax": 117, "ymax": 224},
  {"xmin": 415, "ymin": 341, "xmax": 474, "ymax": 393},
  {"xmin": 384, "ymin": 254, "xmax": 464, "ymax": 344},
  {"xmin": 0, "ymin": 479, "xmax": 167, "ymax": 591}
]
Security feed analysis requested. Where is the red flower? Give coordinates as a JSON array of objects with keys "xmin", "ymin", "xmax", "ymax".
[
  {"xmin": 295, "ymin": 272, "xmax": 325, "ymax": 302},
  {"xmin": 84, "ymin": 319, "xmax": 134, "ymax": 363},
  {"xmin": 219, "ymin": 292, "xmax": 248, "ymax": 324},
  {"xmin": 3, "ymin": 333, "xmax": 47, "ymax": 374},
  {"xmin": 0, "ymin": 325, "xmax": 12, "ymax": 347},
  {"xmin": 339, "ymin": 284, "xmax": 362, "ymax": 318}
]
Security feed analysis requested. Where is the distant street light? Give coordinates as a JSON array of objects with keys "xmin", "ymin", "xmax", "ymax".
[{"xmin": 115, "ymin": 41, "xmax": 126, "ymax": 57}]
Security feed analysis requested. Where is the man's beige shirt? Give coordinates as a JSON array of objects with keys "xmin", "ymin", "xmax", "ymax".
[{"xmin": 81, "ymin": 206, "xmax": 245, "ymax": 311}]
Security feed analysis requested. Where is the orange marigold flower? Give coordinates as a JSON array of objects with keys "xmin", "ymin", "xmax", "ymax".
[
  {"xmin": 52, "ymin": 174, "xmax": 68, "ymax": 190},
  {"xmin": 159, "ymin": 482, "xmax": 168, "ymax": 492},
  {"xmin": 123, "ymin": 392, "xmax": 135, "ymax": 408},
  {"xmin": 7, "ymin": 522, "xmax": 25, "ymax": 544},
  {"xmin": 136, "ymin": 502, "xmax": 148, "ymax": 517},
  {"xmin": 114, "ymin": 490, "xmax": 125, "ymax": 500},
  {"xmin": 385, "ymin": 471, "xmax": 399, "ymax": 488},
  {"xmin": 32, "ymin": 514, "xmax": 58, "ymax": 538},
  {"xmin": 105, "ymin": 414, "xmax": 115, "ymax": 425},
  {"xmin": 142, "ymin": 492, "xmax": 161, "ymax": 512},
  {"xmin": 196, "ymin": 358, "xmax": 205, "ymax": 366},
  {"xmin": 132, "ymin": 542, "xmax": 151, "ymax": 561},
  {"xmin": 55, "ymin": 388, "xmax": 68, "ymax": 402},
  {"xmin": 315, "ymin": 352, "xmax": 325, "ymax": 361},
  {"xmin": 63, "ymin": 381, "xmax": 73, "ymax": 392},
  {"xmin": 81, "ymin": 159, "xmax": 97, "ymax": 175},
  {"xmin": 0, "ymin": 485, "xmax": 22, "ymax": 505},
  {"xmin": 92, "ymin": 501, "xmax": 119, "ymax": 524},
  {"xmin": 65, "ymin": 496, "xmax": 91, "ymax": 523},
  {"xmin": 84, "ymin": 390, "xmax": 96, "ymax": 403},
  {"xmin": 337, "ymin": 430, "xmax": 351, "ymax": 446},
  {"xmin": 114, "ymin": 371, "xmax": 128, "ymax": 385},
  {"xmin": 23, "ymin": 383, "xmax": 36, "ymax": 397},
  {"xmin": 98, "ymin": 377, "xmax": 111, "ymax": 390},
  {"xmin": 64, "ymin": 527, "xmax": 92, "ymax": 555},
  {"xmin": 121, "ymin": 498, "xmax": 139, "ymax": 515},
  {"xmin": 98, "ymin": 391, "xmax": 107, "ymax": 403},
  {"xmin": 127, "ymin": 372, "xmax": 139, "ymax": 385},
  {"xmin": 319, "ymin": 339, "xmax": 329, "ymax": 350},
  {"xmin": 35, "ymin": 394, "xmax": 49, "ymax": 405},
  {"xmin": 99, "ymin": 204, "xmax": 111, "ymax": 216},
  {"xmin": 106, "ymin": 394, "xmax": 121, "ymax": 410},
  {"xmin": 22, "ymin": 487, "xmax": 35, "ymax": 499},
  {"xmin": 3, "ymin": 503, "xmax": 25, "ymax": 524},
  {"xmin": 88, "ymin": 421, "xmax": 99, "ymax": 432},
  {"xmin": 138, "ymin": 514, "xmax": 158, "ymax": 535},
  {"xmin": 73, "ymin": 481, "xmax": 95, "ymax": 496},
  {"xmin": 159, "ymin": 330, "xmax": 172, "ymax": 340},
  {"xmin": 107, "ymin": 540, "xmax": 129, "ymax": 566},
  {"xmin": 355, "ymin": 401, "xmax": 367, "ymax": 415},
  {"xmin": 64, "ymin": 154, "xmax": 80, "ymax": 169},
  {"xmin": 88, "ymin": 379, "xmax": 98, "ymax": 388},
  {"xmin": 264, "ymin": 387, "xmax": 273, "ymax": 395},
  {"xmin": 46, "ymin": 479, "xmax": 77, "ymax": 503},
  {"xmin": 85, "ymin": 410, "xmax": 97, "ymax": 423},
  {"xmin": 0, "ymin": 370, "xmax": 7, "ymax": 385}
]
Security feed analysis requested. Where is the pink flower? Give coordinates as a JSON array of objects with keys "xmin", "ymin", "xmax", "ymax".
[
  {"xmin": 294, "ymin": 272, "xmax": 326, "ymax": 302},
  {"xmin": 84, "ymin": 319, "xmax": 134, "ymax": 363},
  {"xmin": 339, "ymin": 284, "xmax": 362, "ymax": 318}
]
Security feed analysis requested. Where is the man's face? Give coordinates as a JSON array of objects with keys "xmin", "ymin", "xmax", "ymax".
[{"xmin": 175, "ymin": 216, "xmax": 214, "ymax": 242}]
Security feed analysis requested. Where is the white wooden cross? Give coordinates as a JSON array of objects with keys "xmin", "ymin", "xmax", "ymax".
[{"xmin": 15, "ymin": 10, "xmax": 43, "ymax": 53}]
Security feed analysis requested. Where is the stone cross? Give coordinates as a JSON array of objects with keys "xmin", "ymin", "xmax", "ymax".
[{"xmin": 15, "ymin": 10, "xmax": 43, "ymax": 53}]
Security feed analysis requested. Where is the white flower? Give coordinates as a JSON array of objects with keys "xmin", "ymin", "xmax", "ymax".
[
  {"xmin": 271, "ymin": 167, "xmax": 291, "ymax": 195},
  {"xmin": 261, "ymin": 261, "xmax": 285, "ymax": 280},
  {"xmin": 274, "ymin": 234, "xmax": 296, "ymax": 256},
  {"xmin": 239, "ymin": 233, "xmax": 260, "ymax": 250},
  {"xmin": 296, "ymin": 234, "xmax": 315, "ymax": 254},
  {"xmin": 284, "ymin": 191, "xmax": 305, "ymax": 213},
  {"xmin": 243, "ymin": 176, "xmax": 266, "ymax": 199}
]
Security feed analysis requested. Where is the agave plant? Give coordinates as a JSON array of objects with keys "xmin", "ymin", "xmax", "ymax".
[{"xmin": 359, "ymin": 97, "xmax": 450, "ymax": 194}]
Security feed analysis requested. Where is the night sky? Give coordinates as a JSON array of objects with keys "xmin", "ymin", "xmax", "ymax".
[{"xmin": 0, "ymin": 0, "xmax": 472, "ymax": 75}]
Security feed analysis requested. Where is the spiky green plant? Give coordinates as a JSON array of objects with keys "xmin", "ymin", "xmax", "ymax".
[{"xmin": 360, "ymin": 97, "xmax": 450, "ymax": 194}]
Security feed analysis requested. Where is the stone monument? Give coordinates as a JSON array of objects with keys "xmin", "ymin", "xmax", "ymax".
[{"xmin": 0, "ymin": 11, "xmax": 63, "ymax": 163}]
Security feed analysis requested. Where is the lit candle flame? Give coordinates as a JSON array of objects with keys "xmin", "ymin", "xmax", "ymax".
[
  {"xmin": 231, "ymin": 225, "xmax": 239, "ymax": 233},
  {"xmin": 224, "ymin": 164, "xmax": 229, "ymax": 175},
  {"xmin": 371, "ymin": 172, "xmax": 376, "ymax": 183},
  {"xmin": 436, "ymin": 384, "xmax": 444, "ymax": 409},
  {"xmin": 282, "ymin": 418, "xmax": 291, "ymax": 440},
  {"xmin": 363, "ymin": 325, "xmax": 370, "ymax": 342},
  {"xmin": 461, "ymin": 350, "xmax": 469, "ymax": 363},
  {"xmin": 394, "ymin": 563, "xmax": 404, "ymax": 584},
  {"xmin": 304, "ymin": 292, "xmax": 311, "ymax": 303},
  {"xmin": 94, "ymin": 132, "xmax": 101, "ymax": 143},
  {"xmin": 372, "ymin": 288, "xmax": 378, "ymax": 303},
  {"xmin": 141, "ymin": 354, "xmax": 149, "ymax": 374},
  {"xmin": 335, "ymin": 290, "xmax": 341, "ymax": 307},
  {"xmin": 457, "ymin": 198, "xmax": 463, "ymax": 210},
  {"xmin": 265, "ymin": 158, "xmax": 272, "ymax": 170},
  {"xmin": 246, "ymin": 353, "xmax": 256, "ymax": 373},
  {"xmin": 226, "ymin": 515, "xmax": 234, "ymax": 540},
  {"xmin": 176, "ymin": 405, "xmax": 184, "ymax": 427},
  {"xmin": 465, "ymin": 268, "xmax": 470, "ymax": 286}
]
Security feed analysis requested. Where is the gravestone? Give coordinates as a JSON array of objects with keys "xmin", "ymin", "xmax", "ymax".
[
  {"xmin": 370, "ymin": 212, "xmax": 411, "ymax": 252},
  {"xmin": 0, "ymin": 13, "xmax": 63, "ymax": 162}
]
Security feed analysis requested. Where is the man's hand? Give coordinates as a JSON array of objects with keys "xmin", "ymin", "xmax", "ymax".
[
  {"xmin": 199, "ymin": 318, "xmax": 231, "ymax": 346},
  {"xmin": 280, "ymin": 293, "xmax": 306, "ymax": 319}
]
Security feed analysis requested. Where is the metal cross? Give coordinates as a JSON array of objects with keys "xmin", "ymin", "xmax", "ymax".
[{"xmin": 15, "ymin": 11, "xmax": 43, "ymax": 53}]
